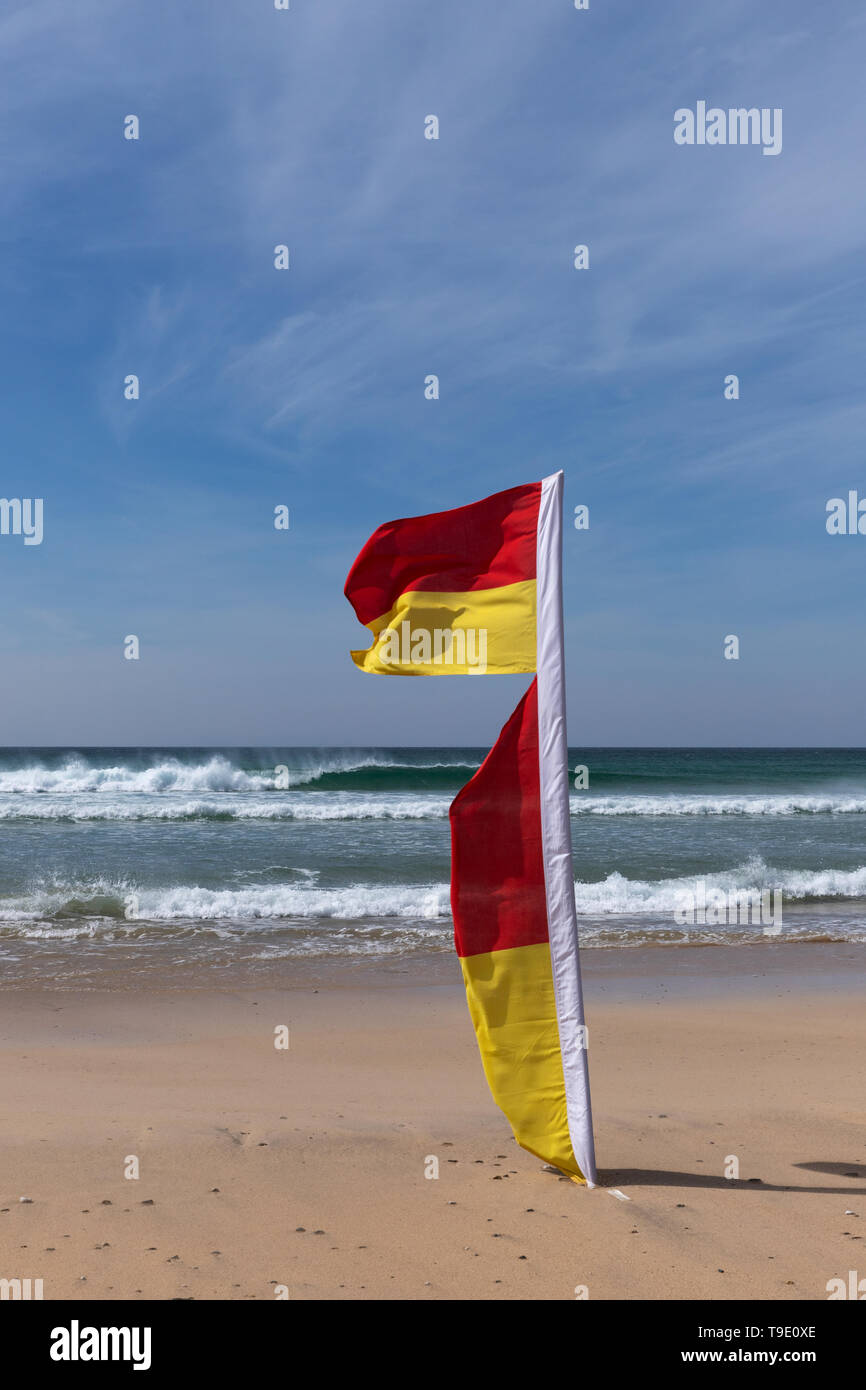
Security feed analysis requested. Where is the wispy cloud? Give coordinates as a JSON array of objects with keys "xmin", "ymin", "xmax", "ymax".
[{"xmin": 0, "ymin": 0, "xmax": 865, "ymax": 740}]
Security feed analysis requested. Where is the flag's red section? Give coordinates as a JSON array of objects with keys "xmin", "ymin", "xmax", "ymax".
[
  {"xmin": 450, "ymin": 678, "xmax": 548, "ymax": 958},
  {"xmin": 344, "ymin": 481, "xmax": 541, "ymax": 627}
]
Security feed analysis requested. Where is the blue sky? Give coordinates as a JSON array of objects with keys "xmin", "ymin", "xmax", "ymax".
[{"xmin": 1, "ymin": 0, "xmax": 865, "ymax": 745}]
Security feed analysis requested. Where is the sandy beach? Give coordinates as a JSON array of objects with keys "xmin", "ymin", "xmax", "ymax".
[{"xmin": 1, "ymin": 943, "xmax": 863, "ymax": 1301}]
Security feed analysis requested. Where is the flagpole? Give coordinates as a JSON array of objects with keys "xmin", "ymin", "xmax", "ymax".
[{"xmin": 536, "ymin": 470, "xmax": 598, "ymax": 1187}]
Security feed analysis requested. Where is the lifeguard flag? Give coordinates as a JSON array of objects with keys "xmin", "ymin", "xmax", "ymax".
[
  {"xmin": 344, "ymin": 471, "xmax": 597, "ymax": 1186},
  {"xmin": 344, "ymin": 480, "xmax": 539, "ymax": 674}
]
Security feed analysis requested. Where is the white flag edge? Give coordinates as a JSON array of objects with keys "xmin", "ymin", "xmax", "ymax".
[{"xmin": 536, "ymin": 469, "xmax": 598, "ymax": 1187}]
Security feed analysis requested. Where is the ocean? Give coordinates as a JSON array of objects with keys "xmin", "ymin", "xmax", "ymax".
[{"xmin": 1, "ymin": 746, "xmax": 865, "ymax": 985}]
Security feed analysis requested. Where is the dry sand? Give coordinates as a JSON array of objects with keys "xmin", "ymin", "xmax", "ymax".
[{"xmin": 1, "ymin": 944, "xmax": 863, "ymax": 1300}]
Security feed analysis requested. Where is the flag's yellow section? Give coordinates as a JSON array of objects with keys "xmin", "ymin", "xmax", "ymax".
[
  {"xmin": 460, "ymin": 941, "xmax": 582, "ymax": 1181},
  {"xmin": 350, "ymin": 580, "xmax": 536, "ymax": 675}
]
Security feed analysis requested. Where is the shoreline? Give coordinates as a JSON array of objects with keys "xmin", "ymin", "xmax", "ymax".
[{"xmin": 1, "ymin": 937, "xmax": 863, "ymax": 995}]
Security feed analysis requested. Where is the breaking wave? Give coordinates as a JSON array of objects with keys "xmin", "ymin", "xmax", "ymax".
[
  {"xmin": 0, "ymin": 878, "xmax": 451, "ymax": 925},
  {"xmin": 2, "ymin": 858, "xmax": 866, "ymax": 932},
  {"xmin": 5, "ymin": 786, "xmax": 866, "ymax": 823},
  {"xmin": 0, "ymin": 794, "xmax": 451, "ymax": 822},
  {"xmin": 0, "ymin": 752, "xmax": 481, "ymax": 797},
  {"xmin": 571, "ymin": 857, "xmax": 866, "ymax": 913},
  {"xmin": 570, "ymin": 794, "xmax": 866, "ymax": 816}
]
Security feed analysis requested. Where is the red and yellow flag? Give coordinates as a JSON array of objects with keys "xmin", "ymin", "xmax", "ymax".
[
  {"xmin": 345, "ymin": 472, "xmax": 596, "ymax": 1185},
  {"xmin": 344, "ymin": 481, "xmax": 539, "ymax": 674}
]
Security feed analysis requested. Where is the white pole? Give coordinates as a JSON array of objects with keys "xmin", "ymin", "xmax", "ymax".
[{"xmin": 536, "ymin": 470, "xmax": 598, "ymax": 1186}]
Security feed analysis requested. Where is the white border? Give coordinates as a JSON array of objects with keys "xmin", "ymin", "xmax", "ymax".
[{"xmin": 536, "ymin": 470, "xmax": 597, "ymax": 1186}]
